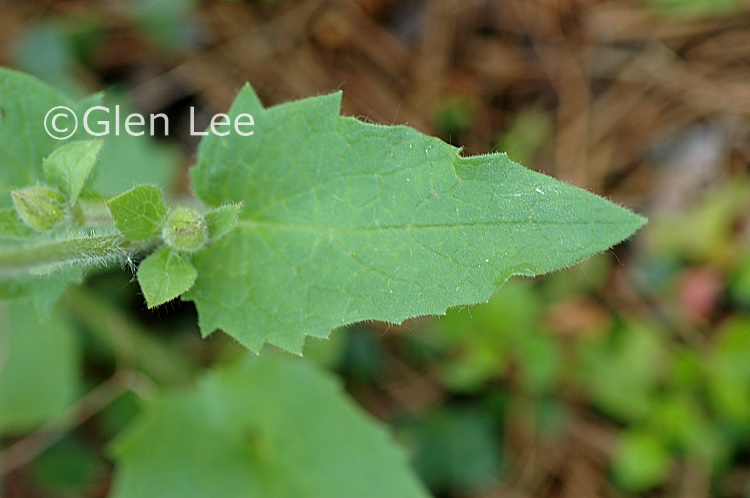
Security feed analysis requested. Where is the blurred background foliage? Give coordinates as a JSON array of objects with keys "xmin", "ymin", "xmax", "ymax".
[{"xmin": 2, "ymin": 0, "xmax": 750, "ymax": 496}]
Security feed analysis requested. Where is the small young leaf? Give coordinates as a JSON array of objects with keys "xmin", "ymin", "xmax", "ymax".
[
  {"xmin": 205, "ymin": 203, "xmax": 241, "ymax": 240},
  {"xmin": 12, "ymin": 186, "xmax": 67, "ymax": 231},
  {"xmin": 0, "ymin": 208, "xmax": 34, "ymax": 238},
  {"xmin": 137, "ymin": 245, "xmax": 197, "ymax": 308},
  {"xmin": 186, "ymin": 85, "xmax": 647, "ymax": 352},
  {"xmin": 43, "ymin": 139, "xmax": 104, "ymax": 204},
  {"xmin": 106, "ymin": 185, "xmax": 166, "ymax": 241},
  {"xmin": 162, "ymin": 207, "xmax": 208, "ymax": 253},
  {"xmin": 110, "ymin": 354, "xmax": 429, "ymax": 498}
]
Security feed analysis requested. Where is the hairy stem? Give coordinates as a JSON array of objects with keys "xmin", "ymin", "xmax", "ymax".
[{"xmin": 0, "ymin": 233, "xmax": 133, "ymax": 273}]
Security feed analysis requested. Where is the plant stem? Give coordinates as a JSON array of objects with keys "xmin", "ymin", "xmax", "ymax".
[{"xmin": 0, "ymin": 233, "xmax": 130, "ymax": 273}]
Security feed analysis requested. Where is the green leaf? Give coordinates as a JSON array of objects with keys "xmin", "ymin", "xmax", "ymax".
[
  {"xmin": 706, "ymin": 317, "xmax": 750, "ymax": 423},
  {"xmin": 431, "ymin": 280, "xmax": 540, "ymax": 392},
  {"xmin": 648, "ymin": 395, "xmax": 716, "ymax": 461},
  {"xmin": 137, "ymin": 246, "xmax": 197, "ymax": 308},
  {"xmin": 577, "ymin": 320, "xmax": 664, "ymax": 422},
  {"xmin": 11, "ymin": 21, "xmax": 80, "ymax": 96},
  {"xmin": 398, "ymin": 407, "xmax": 502, "ymax": 492},
  {"xmin": 0, "ymin": 208, "xmax": 34, "ymax": 238},
  {"xmin": 106, "ymin": 185, "xmax": 166, "ymax": 241},
  {"xmin": 0, "ymin": 69, "xmax": 176, "ymax": 203},
  {"xmin": 0, "ymin": 69, "xmax": 101, "ymax": 314},
  {"xmin": 647, "ymin": 0, "xmax": 743, "ymax": 19},
  {"xmin": 43, "ymin": 139, "xmax": 104, "ymax": 203},
  {"xmin": 0, "ymin": 266, "xmax": 83, "ymax": 316},
  {"xmin": 0, "ymin": 67, "xmax": 93, "ymax": 207},
  {"xmin": 187, "ymin": 85, "xmax": 646, "ymax": 352},
  {"xmin": 0, "ymin": 301, "xmax": 80, "ymax": 432},
  {"xmin": 205, "ymin": 203, "xmax": 242, "ymax": 240},
  {"xmin": 130, "ymin": 0, "xmax": 197, "ymax": 51},
  {"xmin": 30, "ymin": 434, "xmax": 106, "ymax": 495},
  {"xmin": 612, "ymin": 430, "xmax": 672, "ymax": 492},
  {"xmin": 110, "ymin": 354, "xmax": 428, "ymax": 498}
]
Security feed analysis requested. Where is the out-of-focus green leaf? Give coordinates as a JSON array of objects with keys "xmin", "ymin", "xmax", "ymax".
[
  {"xmin": 11, "ymin": 22, "xmax": 82, "ymax": 96},
  {"xmin": 612, "ymin": 430, "xmax": 672, "ymax": 492},
  {"xmin": 729, "ymin": 252, "xmax": 750, "ymax": 305},
  {"xmin": 515, "ymin": 330, "xmax": 560, "ymax": 394},
  {"xmin": 0, "ymin": 302, "xmax": 80, "ymax": 432},
  {"xmin": 646, "ymin": 180, "xmax": 747, "ymax": 264},
  {"xmin": 129, "ymin": 0, "xmax": 197, "ymax": 51},
  {"xmin": 338, "ymin": 325, "xmax": 385, "ymax": 383},
  {"xmin": 398, "ymin": 406, "xmax": 502, "ymax": 493},
  {"xmin": 646, "ymin": 0, "xmax": 743, "ymax": 19},
  {"xmin": 0, "ymin": 67, "xmax": 97, "ymax": 207},
  {"xmin": 540, "ymin": 254, "xmax": 611, "ymax": 301},
  {"xmin": 669, "ymin": 347, "xmax": 704, "ymax": 390},
  {"xmin": 706, "ymin": 317, "xmax": 750, "ymax": 424},
  {"xmin": 433, "ymin": 95, "xmax": 476, "ymax": 139},
  {"xmin": 299, "ymin": 330, "xmax": 348, "ymax": 371},
  {"xmin": 0, "ymin": 209, "xmax": 34, "ymax": 238},
  {"xmin": 31, "ymin": 434, "xmax": 105, "ymax": 495},
  {"xmin": 533, "ymin": 397, "xmax": 569, "ymax": 437},
  {"xmin": 429, "ymin": 280, "xmax": 540, "ymax": 391},
  {"xmin": 91, "ymin": 93, "xmax": 179, "ymax": 197},
  {"xmin": 0, "ymin": 265, "xmax": 83, "ymax": 316},
  {"xmin": 649, "ymin": 394, "xmax": 716, "ymax": 461},
  {"xmin": 110, "ymin": 354, "xmax": 428, "ymax": 498},
  {"xmin": 43, "ymin": 139, "xmax": 104, "ymax": 204},
  {"xmin": 577, "ymin": 320, "xmax": 664, "ymax": 422},
  {"xmin": 495, "ymin": 109, "xmax": 553, "ymax": 166}
]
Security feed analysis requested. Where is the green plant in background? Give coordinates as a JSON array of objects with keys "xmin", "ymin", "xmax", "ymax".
[
  {"xmin": 646, "ymin": 0, "xmax": 744, "ymax": 19},
  {"xmin": 0, "ymin": 67, "xmax": 644, "ymax": 495}
]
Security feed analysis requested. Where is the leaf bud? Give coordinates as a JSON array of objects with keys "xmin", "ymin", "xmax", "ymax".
[
  {"xmin": 11, "ymin": 186, "xmax": 67, "ymax": 231},
  {"xmin": 163, "ymin": 207, "xmax": 208, "ymax": 252}
]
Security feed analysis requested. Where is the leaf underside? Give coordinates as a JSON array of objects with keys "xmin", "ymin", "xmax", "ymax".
[{"xmin": 186, "ymin": 85, "xmax": 646, "ymax": 353}]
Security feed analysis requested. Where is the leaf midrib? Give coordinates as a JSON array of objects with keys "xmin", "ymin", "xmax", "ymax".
[{"xmin": 235, "ymin": 218, "xmax": 624, "ymax": 232}]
